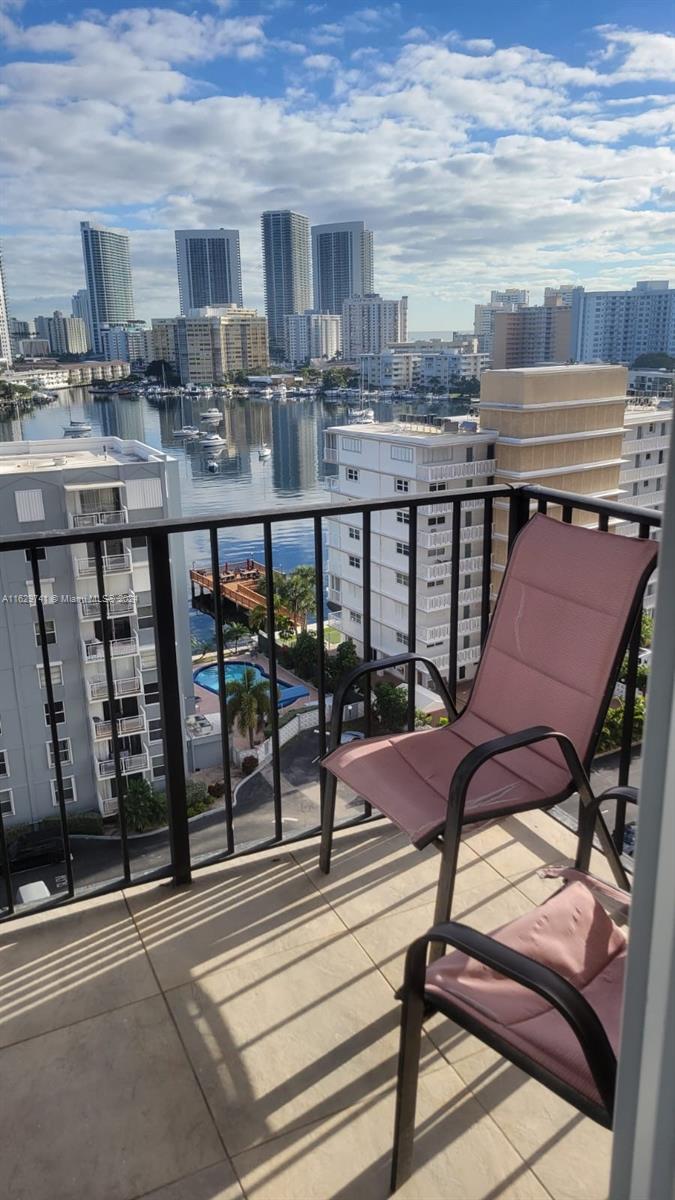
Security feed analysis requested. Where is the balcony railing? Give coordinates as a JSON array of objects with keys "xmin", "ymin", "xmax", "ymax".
[
  {"xmin": 417, "ymin": 459, "xmax": 496, "ymax": 483},
  {"xmin": 80, "ymin": 593, "xmax": 136, "ymax": 619},
  {"xmin": 0, "ymin": 482, "xmax": 660, "ymax": 921},
  {"xmin": 70, "ymin": 507, "xmax": 128, "ymax": 528},
  {"xmin": 91, "ymin": 707, "xmax": 147, "ymax": 741},
  {"xmin": 75, "ymin": 551, "xmax": 132, "ymax": 577},
  {"xmin": 82, "ymin": 635, "xmax": 139, "ymax": 662}
]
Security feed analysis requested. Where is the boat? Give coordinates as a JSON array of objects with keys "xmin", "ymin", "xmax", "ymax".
[
  {"xmin": 200, "ymin": 431, "xmax": 226, "ymax": 447},
  {"xmin": 201, "ymin": 408, "xmax": 222, "ymax": 422},
  {"xmin": 63, "ymin": 418, "xmax": 92, "ymax": 437},
  {"xmin": 348, "ymin": 407, "xmax": 375, "ymax": 424},
  {"xmin": 173, "ymin": 425, "xmax": 199, "ymax": 439},
  {"xmin": 258, "ymin": 444, "xmax": 271, "ymax": 460},
  {"xmin": 206, "ymin": 459, "xmax": 220, "ymax": 473}
]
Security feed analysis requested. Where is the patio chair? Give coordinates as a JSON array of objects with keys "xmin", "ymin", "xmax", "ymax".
[
  {"xmin": 320, "ymin": 513, "xmax": 656, "ymax": 928},
  {"xmin": 390, "ymin": 786, "xmax": 636, "ymax": 1190}
]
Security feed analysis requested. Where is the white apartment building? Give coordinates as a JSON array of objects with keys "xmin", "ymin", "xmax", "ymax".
[
  {"xmin": 324, "ymin": 418, "xmax": 497, "ymax": 689},
  {"xmin": 570, "ymin": 280, "xmax": 675, "ymax": 364},
  {"xmin": 47, "ymin": 311, "xmax": 89, "ymax": 356},
  {"xmin": 311, "ymin": 222, "xmax": 374, "ymax": 315},
  {"xmin": 0, "ymin": 437, "xmax": 193, "ymax": 826},
  {"xmin": 360, "ymin": 347, "xmax": 488, "ymax": 390},
  {"xmin": 285, "ymin": 311, "xmax": 341, "ymax": 366},
  {"xmin": 360, "ymin": 350, "xmax": 418, "ymax": 390},
  {"xmin": 151, "ymin": 307, "xmax": 268, "ymax": 384},
  {"xmin": 473, "ymin": 293, "xmax": 528, "ymax": 358},
  {"xmin": 342, "ymin": 293, "xmax": 408, "ymax": 360},
  {"xmin": 0, "ymin": 240, "xmax": 12, "ymax": 368},
  {"xmin": 6, "ymin": 361, "xmax": 131, "ymax": 391},
  {"xmin": 618, "ymin": 401, "xmax": 672, "ymax": 610},
  {"xmin": 101, "ymin": 323, "xmax": 150, "ymax": 366},
  {"xmin": 628, "ymin": 368, "xmax": 674, "ymax": 399}
]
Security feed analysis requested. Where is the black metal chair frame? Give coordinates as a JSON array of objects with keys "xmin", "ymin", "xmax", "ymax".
[{"xmin": 390, "ymin": 785, "xmax": 635, "ymax": 1192}]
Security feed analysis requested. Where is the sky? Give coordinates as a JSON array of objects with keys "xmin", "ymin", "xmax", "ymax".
[{"xmin": 1, "ymin": 0, "xmax": 674, "ymax": 330}]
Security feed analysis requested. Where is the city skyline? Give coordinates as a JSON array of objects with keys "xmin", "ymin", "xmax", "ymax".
[{"xmin": 0, "ymin": 2, "xmax": 673, "ymax": 328}]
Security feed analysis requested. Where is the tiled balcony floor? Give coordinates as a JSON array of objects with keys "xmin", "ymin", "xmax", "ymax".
[{"xmin": 0, "ymin": 812, "xmax": 616, "ymax": 1200}]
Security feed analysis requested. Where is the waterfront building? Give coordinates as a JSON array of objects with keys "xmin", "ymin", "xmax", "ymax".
[
  {"xmin": 311, "ymin": 221, "xmax": 374, "ymax": 315},
  {"xmin": 492, "ymin": 300, "xmax": 572, "ymax": 368},
  {"xmin": 628, "ymin": 367, "xmax": 674, "ymax": 399},
  {"xmin": 0, "ymin": 244, "xmax": 13, "ymax": 368},
  {"xmin": 175, "ymin": 229, "xmax": 243, "ymax": 314},
  {"xmin": 47, "ymin": 311, "xmax": 89, "ymax": 356},
  {"xmin": 8, "ymin": 318, "xmax": 34, "ymax": 360},
  {"xmin": 0, "ymin": 436, "xmax": 193, "ymax": 826},
  {"xmin": 80, "ymin": 221, "xmax": 136, "ymax": 355},
  {"xmin": 261, "ymin": 211, "xmax": 311, "ymax": 359},
  {"xmin": 71, "ymin": 289, "xmax": 93, "ymax": 349},
  {"xmin": 544, "ymin": 285, "xmax": 576, "ymax": 306},
  {"xmin": 5, "ymin": 361, "xmax": 130, "ymax": 390},
  {"xmin": 17, "ymin": 338, "xmax": 51, "ymax": 358},
  {"xmin": 618, "ymin": 400, "xmax": 672, "ymax": 611},
  {"xmin": 359, "ymin": 346, "xmax": 488, "ymax": 390},
  {"xmin": 101, "ymin": 322, "xmax": 150, "ymax": 366},
  {"xmin": 151, "ymin": 307, "xmax": 268, "ymax": 385},
  {"xmin": 324, "ymin": 416, "xmax": 497, "ymax": 687},
  {"xmin": 570, "ymin": 280, "xmax": 675, "ymax": 364},
  {"xmin": 342, "ymin": 293, "xmax": 408, "ymax": 361},
  {"xmin": 473, "ymin": 291, "xmax": 529, "ymax": 358},
  {"xmin": 285, "ymin": 310, "xmax": 341, "ymax": 366}
]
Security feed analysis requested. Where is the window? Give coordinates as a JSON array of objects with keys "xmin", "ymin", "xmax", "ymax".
[
  {"xmin": 144, "ymin": 680, "xmax": 160, "ymax": 706},
  {"xmin": 15, "ymin": 489, "xmax": 45, "ymax": 522},
  {"xmin": 0, "ymin": 790, "xmax": 14, "ymax": 816},
  {"xmin": 26, "ymin": 579, "xmax": 55, "ymax": 606},
  {"xmin": 429, "ymin": 482, "xmax": 446, "ymax": 493},
  {"xmin": 464, "ymin": 511, "xmax": 472, "ymax": 527},
  {"xmin": 396, "ymin": 631, "xmax": 409, "ymax": 646},
  {"xmin": 149, "ymin": 718, "xmax": 163, "ymax": 743},
  {"xmin": 341, "ymin": 436, "xmax": 362, "ymax": 453},
  {"xmin": 44, "ymin": 700, "xmax": 65, "ymax": 726},
  {"xmin": 130, "ymin": 536, "xmax": 147, "ymax": 549},
  {"xmin": 152, "ymin": 756, "xmax": 165, "ymax": 779},
  {"xmin": 329, "ymin": 574, "xmax": 341, "ymax": 593},
  {"xmin": 396, "ymin": 510, "xmax": 410, "ymax": 525},
  {"xmin": 391, "ymin": 445, "xmax": 413, "ymax": 462},
  {"xmin": 464, "ymin": 574, "xmax": 472, "ymax": 588},
  {"xmin": 0, "ymin": 751, "xmax": 8, "ymax": 777},
  {"xmin": 395, "ymin": 572, "xmax": 409, "ymax": 587},
  {"xmin": 345, "ymin": 467, "xmax": 359, "ymax": 482},
  {"xmin": 466, "ymin": 447, "xmax": 474, "ymax": 463},
  {"xmin": 464, "ymin": 544, "xmax": 472, "ymax": 558},
  {"xmin": 349, "ymin": 610, "xmax": 362, "ymax": 624},
  {"xmin": 47, "ymin": 738, "xmax": 72, "ymax": 767},
  {"xmin": 487, "ymin": 444, "xmax": 495, "ymax": 457},
  {"xmin": 428, "ymin": 516, "xmax": 446, "ymax": 526},
  {"xmin": 51, "ymin": 777, "xmax": 76, "ymax": 805},
  {"xmin": 463, "ymin": 635, "xmax": 471, "ymax": 649},
  {"xmin": 24, "ymin": 547, "xmax": 46, "ymax": 562},
  {"xmin": 396, "ymin": 542, "xmax": 410, "ymax": 558},
  {"xmin": 137, "ymin": 603, "xmax": 154, "ymax": 630},
  {"xmin": 395, "ymin": 478, "xmax": 409, "ymax": 493},
  {"xmin": 458, "ymin": 667, "xmax": 466, "ymax": 681},
  {"xmin": 348, "ymin": 526, "xmax": 360, "ymax": 541},
  {"xmin": 38, "ymin": 662, "xmax": 64, "ymax": 688},
  {"xmin": 348, "ymin": 554, "xmax": 361, "ymax": 569},
  {"xmin": 463, "ymin": 605, "xmax": 470, "ymax": 619},
  {"xmin": 34, "ymin": 619, "xmax": 56, "ymax": 647}
]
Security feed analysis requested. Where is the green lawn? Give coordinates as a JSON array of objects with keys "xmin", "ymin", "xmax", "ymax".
[{"xmin": 324, "ymin": 626, "xmax": 344, "ymax": 646}]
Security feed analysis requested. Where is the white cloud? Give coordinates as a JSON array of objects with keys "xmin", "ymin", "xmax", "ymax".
[{"xmin": 303, "ymin": 53, "xmax": 339, "ymax": 73}]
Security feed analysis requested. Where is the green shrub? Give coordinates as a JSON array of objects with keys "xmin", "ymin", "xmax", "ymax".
[
  {"xmin": 373, "ymin": 682, "xmax": 409, "ymax": 733},
  {"xmin": 598, "ymin": 694, "xmax": 646, "ymax": 753},
  {"xmin": 124, "ymin": 778, "xmax": 167, "ymax": 832},
  {"xmin": 241, "ymin": 755, "xmax": 258, "ymax": 776},
  {"xmin": 185, "ymin": 779, "xmax": 213, "ymax": 817},
  {"xmin": 208, "ymin": 780, "xmax": 226, "ymax": 799}
]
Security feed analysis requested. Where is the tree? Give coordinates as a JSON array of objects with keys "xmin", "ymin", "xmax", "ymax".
[
  {"xmin": 224, "ymin": 622, "xmax": 249, "ymax": 652},
  {"xmin": 191, "ymin": 635, "xmax": 214, "ymax": 659},
  {"xmin": 145, "ymin": 359, "xmax": 180, "ymax": 386},
  {"xmin": 326, "ymin": 638, "xmax": 360, "ymax": 694},
  {"xmin": 248, "ymin": 604, "xmax": 268, "ymax": 635},
  {"xmin": 226, "ymin": 665, "xmax": 272, "ymax": 748},
  {"xmin": 249, "ymin": 602, "xmax": 294, "ymax": 640},
  {"xmin": 290, "ymin": 630, "xmax": 320, "ymax": 683},
  {"xmin": 124, "ymin": 778, "xmax": 167, "ymax": 833},
  {"xmin": 631, "ymin": 353, "xmax": 675, "ymax": 370},
  {"xmin": 281, "ymin": 565, "xmax": 316, "ymax": 632},
  {"xmin": 641, "ymin": 612, "xmax": 654, "ymax": 648},
  {"xmin": 373, "ymin": 682, "xmax": 409, "ymax": 733},
  {"xmin": 598, "ymin": 694, "xmax": 646, "ymax": 753}
]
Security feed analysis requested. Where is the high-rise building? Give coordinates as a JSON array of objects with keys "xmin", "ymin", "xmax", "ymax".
[
  {"xmin": 490, "ymin": 288, "xmax": 529, "ymax": 306},
  {"xmin": 618, "ymin": 400, "xmax": 672, "ymax": 612},
  {"xmin": 72, "ymin": 289, "xmax": 93, "ymax": 349},
  {"xmin": 80, "ymin": 221, "xmax": 135, "ymax": 354},
  {"xmin": 0, "ymin": 242, "xmax": 11, "ymax": 367},
  {"xmin": 341, "ymin": 293, "xmax": 408, "ymax": 360},
  {"xmin": 544, "ymin": 285, "xmax": 576, "ymax": 307},
  {"xmin": 151, "ymin": 306, "xmax": 268, "ymax": 385},
  {"xmin": 571, "ymin": 281, "xmax": 675, "ymax": 364},
  {"xmin": 492, "ymin": 302, "xmax": 572, "ymax": 369},
  {"xmin": 0, "ymin": 435, "xmax": 193, "ymax": 825},
  {"xmin": 359, "ymin": 347, "xmax": 489, "ymax": 390},
  {"xmin": 47, "ymin": 311, "xmax": 89, "ymax": 356},
  {"xmin": 285, "ymin": 311, "xmax": 341, "ymax": 365},
  {"xmin": 261, "ymin": 211, "xmax": 311, "ymax": 358},
  {"xmin": 311, "ymin": 221, "xmax": 374, "ymax": 314},
  {"xmin": 175, "ymin": 229, "xmax": 243, "ymax": 314},
  {"xmin": 101, "ymin": 322, "xmax": 150, "ymax": 366},
  {"xmin": 8, "ymin": 318, "xmax": 34, "ymax": 359},
  {"xmin": 473, "ymin": 293, "xmax": 529, "ymax": 358},
  {"xmin": 17, "ymin": 338, "xmax": 51, "ymax": 358}
]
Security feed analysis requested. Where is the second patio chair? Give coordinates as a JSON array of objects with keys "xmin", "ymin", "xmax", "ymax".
[{"xmin": 319, "ymin": 513, "xmax": 656, "ymax": 929}]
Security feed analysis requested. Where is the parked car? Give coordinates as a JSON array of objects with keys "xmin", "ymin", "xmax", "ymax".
[
  {"xmin": 7, "ymin": 830, "xmax": 68, "ymax": 872},
  {"xmin": 338, "ymin": 731, "xmax": 365, "ymax": 744}
]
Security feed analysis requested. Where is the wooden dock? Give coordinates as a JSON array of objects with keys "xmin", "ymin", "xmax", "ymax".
[{"xmin": 190, "ymin": 559, "xmax": 285, "ymax": 616}]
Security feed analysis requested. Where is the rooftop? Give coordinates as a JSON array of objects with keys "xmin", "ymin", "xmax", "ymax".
[
  {"xmin": 0, "ymin": 437, "xmax": 174, "ymax": 475},
  {"xmin": 0, "ymin": 813, "xmax": 613, "ymax": 1200},
  {"xmin": 327, "ymin": 417, "xmax": 497, "ymax": 444}
]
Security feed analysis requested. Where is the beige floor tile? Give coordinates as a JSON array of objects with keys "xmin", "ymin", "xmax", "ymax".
[
  {"xmin": 463, "ymin": 810, "xmax": 579, "ymax": 882},
  {"xmin": 0, "ymin": 892, "xmax": 158, "ymax": 1048},
  {"xmin": 233, "ymin": 1060, "xmax": 550, "ymax": 1200},
  {"xmin": 126, "ymin": 853, "xmax": 344, "ymax": 991},
  {"xmin": 138, "ymin": 1161, "xmax": 244, "ymax": 1200},
  {"xmin": 454, "ymin": 1048, "xmax": 611, "ymax": 1200},
  {"xmin": 166, "ymin": 931, "xmax": 443, "ymax": 1158},
  {"xmin": 0, "ymin": 995, "xmax": 225, "ymax": 1200},
  {"xmin": 292, "ymin": 825, "xmax": 487, "ymax": 929}
]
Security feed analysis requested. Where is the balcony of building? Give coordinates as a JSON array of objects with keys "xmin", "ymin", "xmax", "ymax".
[
  {"xmin": 74, "ymin": 549, "xmax": 133, "ymax": 577},
  {"xmin": 82, "ymin": 633, "xmax": 140, "ymax": 663},
  {"xmin": 417, "ymin": 459, "xmax": 496, "ymax": 483},
  {"xmin": 91, "ymin": 705, "xmax": 147, "ymax": 741},
  {"xmin": 88, "ymin": 672, "xmax": 143, "ymax": 701},
  {"xmin": 80, "ymin": 592, "xmax": 137, "ymax": 620},
  {"xmin": 69, "ymin": 506, "xmax": 129, "ymax": 528},
  {"xmin": 95, "ymin": 749, "xmax": 150, "ymax": 779}
]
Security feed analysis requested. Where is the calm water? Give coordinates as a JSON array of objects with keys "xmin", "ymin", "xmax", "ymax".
[{"xmin": 4, "ymin": 386, "xmax": 468, "ymax": 635}]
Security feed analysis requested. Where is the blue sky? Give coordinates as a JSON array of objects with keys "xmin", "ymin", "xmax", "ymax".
[{"xmin": 1, "ymin": 0, "xmax": 674, "ymax": 328}]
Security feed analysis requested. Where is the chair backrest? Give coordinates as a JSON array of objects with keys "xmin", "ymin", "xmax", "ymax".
[{"xmin": 467, "ymin": 513, "xmax": 657, "ymax": 769}]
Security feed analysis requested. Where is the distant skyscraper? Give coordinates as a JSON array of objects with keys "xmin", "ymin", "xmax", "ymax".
[
  {"xmin": 570, "ymin": 281, "xmax": 675, "ymax": 364},
  {"xmin": 48, "ymin": 311, "xmax": 89, "ymax": 356},
  {"xmin": 0, "ymin": 242, "xmax": 10, "ymax": 367},
  {"xmin": 261, "ymin": 211, "xmax": 311, "ymax": 358},
  {"xmin": 175, "ymin": 229, "xmax": 243, "ymax": 314},
  {"xmin": 311, "ymin": 221, "xmax": 374, "ymax": 314},
  {"xmin": 341, "ymin": 293, "xmax": 408, "ymax": 359},
  {"xmin": 72, "ymin": 288, "xmax": 93, "ymax": 349},
  {"xmin": 80, "ymin": 221, "xmax": 135, "ymax": 354}
]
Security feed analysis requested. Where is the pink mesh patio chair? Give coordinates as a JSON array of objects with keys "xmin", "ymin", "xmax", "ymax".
[
  {"xmin": 390, "ymin": 795, "xmax": 635, "ymax": 1190},
  {"xmin": 320, "ymin": 514, "xmax": 656, "ymax": 930}
]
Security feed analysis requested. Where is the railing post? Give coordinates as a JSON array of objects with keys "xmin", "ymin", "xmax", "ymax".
[
  {"xmin": 507, "ymin": 487, "xmax": 531, "ymax": 551},
  {"xmin": 147, "ymin": 530, "xmax": 191, "ymax": 885}
]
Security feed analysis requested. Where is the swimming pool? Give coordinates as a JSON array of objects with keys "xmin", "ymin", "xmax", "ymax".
[{"xmin": 194, "ymin": 660, "xmax": 310, "ymax": 708}]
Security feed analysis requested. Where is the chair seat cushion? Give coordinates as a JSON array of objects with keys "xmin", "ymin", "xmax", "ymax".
[
  {"xmin": 425, "ymin": 882, "xmax": 627, "ymax": 1108},
  {"xmin": 323, "ymin": 714, "xmax": 571, "ymax": 848}
]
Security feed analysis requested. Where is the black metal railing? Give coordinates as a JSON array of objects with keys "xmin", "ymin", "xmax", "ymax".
[{"xmin": 0, "ymin": 483, "xmax": 661, "ymax": 919}]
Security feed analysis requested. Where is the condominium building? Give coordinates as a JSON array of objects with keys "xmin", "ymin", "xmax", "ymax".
[
  {"xmin": 46, "ymin": 311, "xmax": 89, "ymax": 356},
  {"xmin": 324, "ymin": 417, "xmax": 497, "ymax": 688},
  {"xmin": 101, "ymin": 322, "xmax": 150, "ymax": 366},
  {"xmin": 628, "ymin": 368, "xmax": 674, "ymax": 399},
  {"xmin": 570, "ymin": 280, "xmax": 675, "ymax": 364},
  {"xmin": 8, "ymin": 319, "xmax": 34, "ymax": 359},
  {"xmin": 311, "ymin": 221, "xmax": 374, "ymax": 314},
  {"xmin": 618, "ymin": 401, "xmax": 672, "ymax": 612},
  {"xmin": 359, "ymin": 346, "xmax": 488, "ymax": 390},
  {"xmin": 544, "ymin": 285, "xmax": 576, "ymax": 307},
  {"xmin": 5, "ymin": 361, "xmax": 131, "ymax": 390},
  {"xmin": 151, "ymin": 307, "xmax": 268, "ymax": 385},
  {"xmin": 285, "ymin": 310, "xmax": 341, "ymax": 366},
  {"xmin": 0, "ymin": 241, "xmax": 11, "ymax": 368},
  {"xmin": 490, "ymin": 288, "xmax": 530, "ymax": 307},
  {"xmin": 473, "ymin": 290, "xmax": 530, "ymax": 357},
  {"xmin": 0, "ymin": 437, "xmax": 193, "ymax": 826},
  {"xmin": 175, "ymin": 229, "xmax": 243, "ymax": 314},
  {"xmin": 71, "ymin": 289, "xmax": 93, "ymax": 349},
  {"xmin": 342, "ymin": 293, "xmax": 408, "ymax": 360},
  {"xmin": 17, "ymin": 339, "xmax": 51, "ymax": 358},
  {"xmin": 261, "ymin": 211, "xmax": 312, "ymax": 358},
  {"xmin": 80, "ymin": 221, "xmax": 136, "ymax": 355},
  {"xmin": 360, "ymin": 350, "xmax": 418, "ymax": 391},
  {"xmin": 492, "ymin": 301, "xmax": 572, "ymax": 369}
]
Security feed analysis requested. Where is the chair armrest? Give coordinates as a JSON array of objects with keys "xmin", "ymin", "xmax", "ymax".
[
  {"xmin": 404, "ymin": 921, "xmax": 617, "ymax": 1115},
  {"xmin": 592, "ymin": 786, "xmax": 639, "ymax": 813},
  {"xmin": 327, "ymin": 653, "xmax": 457, "ymax": 753}
]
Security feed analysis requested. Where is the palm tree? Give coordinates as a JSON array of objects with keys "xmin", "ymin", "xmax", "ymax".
[
  {"xmin": 191, "ymin": 635, "xmax": 214, "ymax": 659},
  {"xmin": 225, "ymin": 666, "xmax": 272, "ymax": 749},
  {"xmin": 224, "ymin": 622, "xmax": 249, "ymax": 652},
  {"xmin": 279, "ymin": 565, "xmax": 316, "ymax": 632}
]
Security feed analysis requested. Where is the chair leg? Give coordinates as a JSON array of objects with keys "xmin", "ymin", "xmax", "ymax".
[
  {"xmin": 575, "ymin": 801, "xmax": 595, "ymax": 874},
  {"xmin": 319, "ymin": 769, "xmax": 337, "ymax": 875},
  {"xmin": 429, "ymin": 819, "xmax": 463, "ymax": 963},
  {"xmin": 390, "ymin": 988, "xmax": 425, "ymax": 1193}
]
